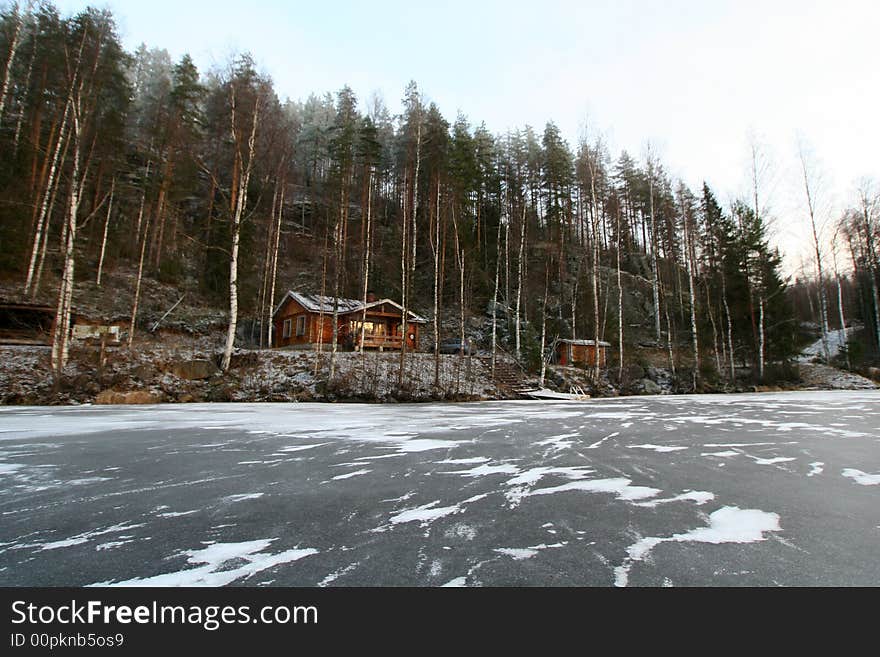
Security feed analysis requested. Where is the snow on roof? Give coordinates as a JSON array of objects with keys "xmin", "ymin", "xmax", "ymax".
[
  {"xmin": 362, "ymin": 298, "xmax": 428, "ymax": 324},
  {"xmin": 274, "ymin": 291, "xmax": 427, "ymax": 323},
  {"xmin": 287, "ymin": 291, "xmax": 363, "ymax": 314},
  {"xmin": 558, "ymin": 339, "xmax": 611, "ymax": 347}
]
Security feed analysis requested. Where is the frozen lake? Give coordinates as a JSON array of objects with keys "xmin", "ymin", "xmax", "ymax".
[{"xmin": 1, "ymin": 390, "xmax": 878, "ymax": 586}]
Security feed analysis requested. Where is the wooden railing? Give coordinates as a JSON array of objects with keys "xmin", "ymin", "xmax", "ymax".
[{"xmin": 356, "ymin": 335, "xmax": 404, "ymax": 350}]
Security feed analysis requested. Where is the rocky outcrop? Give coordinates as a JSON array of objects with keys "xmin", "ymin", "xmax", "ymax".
[
  {"xmin": 95, "ymin": 390, "xmax": 163, "ymax": 405},
  {"xmin": 168, "ymin": 359, "xmax": 218, "ymax": 381}
]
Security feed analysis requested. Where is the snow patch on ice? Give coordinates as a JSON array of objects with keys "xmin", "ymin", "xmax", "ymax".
[
  {"xmin": 842, "ymin": 469, "xmax": 880, "ymax": 486},
  {"xmin": 629, "ymin": 444, "xmax": 688, "ymax": 453},
  {"xmin": 749, "ymin": 456, "xmax": 796, "ymax": 466},
  {"xmin": 93, "ymin": 539, "xmax": 318, "ymax": 587},
  {"xmin": 587, "ymin": 432, "xmax": 620, "ymax": 449},
  {"xmin": 613, "ymin": 506, "xmax": 781, "ymax": 587},
  {"xmin": 494, "ymin": 543, "xmax": 567, "ymax": 561},
  {"xmin": 634, "ymin": 490, "xmax": 715, "ymax": 508},
  {"xmin": 318, "ymin": 563, "xmax": 359, "ymax": 587},
  {"xmin": 28, "ymin": 523, "xmax": 146, "ymax": 551},
  {"xmin": 389, "ymin": 501, "xmax": 462, "ymax": 526},
  {"xmin": 331, "ymin": 469, "xmax": 371, "ymax": 481},
  {"xmin": 436, "ymin": 457, "xmax": 490, "ymax": 465},
  {"xmin": 156, "ymin": 510, "xmax": 199, "ymax": 519},
  {"xmin": 445, "ymin": 464, "xmax": 520, "ymax": 477},
  {"xmin": 223, "ymin": 493, "xmax": 264, "ymax": 503},
  {"xmin": 527, "ymin": 478, "xmax": 661, "ymax": 502}
]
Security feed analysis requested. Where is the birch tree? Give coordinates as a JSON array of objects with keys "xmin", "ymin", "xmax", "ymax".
[
  {"xmin": 221, "ymin": 59, "xmax": 262, "ymax": 373},
  {"xmin": 798, "ymin": 139, "xmax": 831, "ymax": 362}
]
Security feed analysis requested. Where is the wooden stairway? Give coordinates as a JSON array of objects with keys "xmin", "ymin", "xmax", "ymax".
[{"xmin": 480, "ymin": 357, "xmax": 528, "ymax": 392}]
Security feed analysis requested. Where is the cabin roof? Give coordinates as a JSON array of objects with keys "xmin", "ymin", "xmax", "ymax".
[
  {"xmin": 274, "ymin": 291, "xmax": 427, "ymax": 324},
  {"xmin": 558, "ymin": 339, "xmax": 612, "ymax": 347}
]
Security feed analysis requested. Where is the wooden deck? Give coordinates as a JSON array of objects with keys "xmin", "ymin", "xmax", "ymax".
[{"xmin": 356, "ymin": 335, "xmax": 404, "ymax": 351}]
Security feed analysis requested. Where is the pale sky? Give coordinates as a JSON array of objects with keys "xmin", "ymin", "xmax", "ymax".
[{"xmin": 50, "ymin": 0, "xmax": 879, "ymax": 275}]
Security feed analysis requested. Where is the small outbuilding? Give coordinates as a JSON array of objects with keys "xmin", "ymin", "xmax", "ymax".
[{"xmin": 555, "ymin": 339, "xmax": 610, "ymax": 368}]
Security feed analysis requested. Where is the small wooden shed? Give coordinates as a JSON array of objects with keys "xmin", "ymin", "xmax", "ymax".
[{"xmin": 555, "ymin": 339, "xmax": 610, "ymax": 368}]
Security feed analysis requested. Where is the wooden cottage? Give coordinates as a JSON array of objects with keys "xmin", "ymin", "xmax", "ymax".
[
  {"xmin": 555, "ymin": 339, "xmax": 610, "ymax": 368},
  {"xmin": 272, "ymin": 291, "xmax": 427, "ymax": 352}
]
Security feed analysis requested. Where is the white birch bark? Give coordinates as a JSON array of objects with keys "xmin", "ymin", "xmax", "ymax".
[
  {"xmin": 515, "ymin": 206, "xmax": 526, "ymax": 360},
  {"xmin": 24, "ymin": 97, "xmax": 71, "ymax": 295},
  {"xmin": 50, "ymin": 101, "xmax": 82, "ymax": 376},
  {"xmin": 539, "ymin": 265, "xmax": 549, "ymax": 388},
  {"xmin": 683, "ymin": 202, "xmax": 699, "ymax": 389},
  {"xmin": 491, "ymin": 213, "xmax": 502, "ymax": 378},
  {"xmin": 267, "ymin": 181, "xmax": 284, "ymax": 349},
  {"xmin": 0, "ymin": 1, "xmax": 29, "ymax": 125},
  {"xmin": 432, "ymin": 180, "xmax": 441, "ymax": 388},
  {"xmin": 758, "ymin": 297, "xmax": 765, "ymax": 380},
  {"xmin": 799, "ymin": 144, "xmax": 831, "ymax": 362},
  {"xmin": 360, "ymin": 168, "xmax": 373, "ymax": 363},
  {"xmin": 96, "ymin": 177, "xmax": 115, "ymax": 286},
  {"xmin": 221, "ymin": 90, "xmax": 260, "ymax": 373},
  {"xmin": 646, "ymin": 150, "xmax": 662, "ymax": 343},
  {"xmin": 616, "ymin": 205, "xmax": 624, "ymax": 381}
]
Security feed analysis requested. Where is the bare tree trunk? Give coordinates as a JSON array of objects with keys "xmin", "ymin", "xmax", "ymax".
[
  {"xmin": 586, "ymin": 143, "xmax": 602, "ymax": 382},
  {"xmin": 515, "ymin": 206, "xmax": 526, "ymax": 360},
  {"xmin": 432, "ymin": 179, "xmax": 441, "ymax": 388},
  {"xmin": 646, "ymin": 150, "xmax": 662, "ymax": 343},
  {"xmin": 314, "ymin": 225, "xmax": 329, "ymax": 377},
  {"xmin": 329, "ymin": 178, "xmax": 345, "ymax": 381},
  {"xmin": 799, "ymin": 143, "xmax": 831, "ymax": 362},
  {"xmin": 24, "ymin": 97, "xmax": 71, "ymax": 295},
  {"xmin": 221, "ymin": 92, "xmax": 260, "ymax": 373},
  {"xmin": 683, "ymin": 203, "xmax": 699, "ymax": 390},
  {"xmin": 0, "ymin": 1, "xmax": 28, "ymax": 125},
  {"xmin": 12, "ymin": 17, "xmax": 35, "ymax": 157},
  {"xmin": 616, "ymin": 204, "xmax": 624, "ymax": 382},
  {"xmin": 705, "ymin": 282, "xmax": 722, "ymax": 377},
  {"xmin": 722, "ymin": 277, "xmax": 735, "ymax": 381},
  {"xmin": 491, "ymin": 212, "xmax": 502, "ymax": 378},
  {"xmin": 360, "ymin": 168, "xmax": 373, "ymax": 370},
  {"xmin": 32, "ymin": 129, "xmax": 71, "ymax": 300},
  {"xmin": 857, "ymin": 186, "xmax": 880, "ymax": 352},
  {"xmin": 128, "ymin": 180, "xmax": 151, "ymax": 349},
  {"xmin": 96, "ymin": 177, "xmax": 115, "ymax": 286},
  {"xmin": 539, "ymin": 264, "xmax": 549, "ymax": 388},
  {"xmin": 267, "ymin": 179, "xmax": 285, "ymax": 349},
  {"xmin": 397, "ymin": 176, "xmax": 409, "ymax": 387},
  {"xmin": 664, "ymin": 303, "xmax": 676, "ymax": 377},
  {"xmin": 51, "ymin": 101, "xmax": 83, "ymax": 377},
  {"xmin": 830, "ymin": 229, "xmax": 849, "ymax": 367},
  {"xmin": 758, "ymin": 297, "xmax": 765, "ymax": 380},
  {"xmin": 258, "ymin": 183, "xmax": 278, "ymax": 348}
]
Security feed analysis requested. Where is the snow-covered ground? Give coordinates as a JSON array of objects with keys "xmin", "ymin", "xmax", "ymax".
[
  {"xmin": 0, "ymin": 390, "xmax": 878, "ymax": 587},
  {"xmin": 799, "ymin": 327, "xmax": 853, "ymax": 362}
]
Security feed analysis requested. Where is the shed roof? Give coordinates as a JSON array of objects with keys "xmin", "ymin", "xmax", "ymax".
[{"xmin": 558, "ymin": 339, "xmax": 612, "ymax": 347}]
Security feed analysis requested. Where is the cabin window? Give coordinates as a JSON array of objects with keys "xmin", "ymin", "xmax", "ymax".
[
  {"xmin": 283, "ymin": 319, "xmax": 293, "ymax": 339},
  {"xmin": 296, "ymin": 316, "xmax": 306, "ymax": 337}
]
